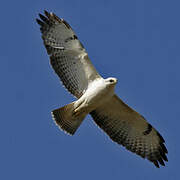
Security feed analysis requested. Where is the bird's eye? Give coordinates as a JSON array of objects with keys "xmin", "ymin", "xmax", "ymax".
[{"xmin": 109, "ymin": 79, "xmax": 114, "ymax": 83}]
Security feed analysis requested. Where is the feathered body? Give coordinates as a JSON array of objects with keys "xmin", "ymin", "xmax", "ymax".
[{"xmin": 36, "ymin": 11, "xmax": 168, "ymax": 168}]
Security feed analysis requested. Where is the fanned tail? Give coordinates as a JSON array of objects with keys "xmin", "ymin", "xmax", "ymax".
[{"xmin": 52, "ymin": 102, "xmax": 86, "ymax": 135}]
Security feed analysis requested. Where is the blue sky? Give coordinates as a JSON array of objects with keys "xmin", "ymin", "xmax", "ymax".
[{"xmin": 0, "ymin": 0, "xmax": 179, "ymax": 179}]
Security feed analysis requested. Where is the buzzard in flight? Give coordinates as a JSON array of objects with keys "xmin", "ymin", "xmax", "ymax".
[{"xmin": 36, "ymin": 11, "xmax": 168, "ymax": 168}]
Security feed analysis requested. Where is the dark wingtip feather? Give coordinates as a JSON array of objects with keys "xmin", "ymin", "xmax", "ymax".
[
  {"xmin": 52, "ymin": 13, "xmax": 62, "ymax": 23},
  {"xmin": 153, "ymin": 161, "xmax": 160, "ymax": 168},
  {"xmin": 36, "ymin": 18, "xmax": 44, "ymax": 26},
  {"xmin": 157, "ymin": 131, "xmax": 165, "ymax": 143},
  {"xmin": 39, "ymin": 13, "xmax": 49, "ymax": 23},
  {"xmin": 162, "ymin": 154, "xmax": 168, "ymax": 162},
  {"xmin": 44, "ymin": 10, "xmax": 50, "ymax": 18},
  {"xmin": 160, "ymin": 142, "xmax": 168, "ymax": 154},
  {"xmin": 159, "ymin": 148, "xmax": 168, "ymax": 162},
  {"xmin": 158, "ymin": 157, "xmax": 165, "ymax": 166},
  {"xmin": 156, "ymin": 131, "xmax": 168, "ymax": 166}
]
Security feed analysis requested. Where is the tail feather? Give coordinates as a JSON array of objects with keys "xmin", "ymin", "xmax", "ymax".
[{"xmin": 52, "ymin": 102, "xmax": 86, "ymax": 135}]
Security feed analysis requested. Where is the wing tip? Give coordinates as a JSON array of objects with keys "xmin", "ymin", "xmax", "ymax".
[
  {"xmin": 153, "ymin": 160, "xmax": 160, "ymax": 168},
  {"xmin": 149, "ymin": 140, "xmax": 168, "ymax": 168},
  {"xmin": 36, "ymin": 18, "xmax": 44, "ymax": 26},
  {"xmin": 44, "ymin": 10, "xmax": 51, "ymax": 18},
  {"xmin": 36, "ymin": 10, "xmax": 67, "ymax": 28}
]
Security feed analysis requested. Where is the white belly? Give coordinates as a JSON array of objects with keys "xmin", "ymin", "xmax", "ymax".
[{"xmin": 74, "ymin": 78, "xmax": 115, "ymax": 113}]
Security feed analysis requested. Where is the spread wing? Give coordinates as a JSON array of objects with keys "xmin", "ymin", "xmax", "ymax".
[
  {"xmin": 90, "ymin": 95, "xmax": 168, "ymax": 168},
  {"xmin": 36, "ymin": 11, "xmax": 101, "ymax": 98}
]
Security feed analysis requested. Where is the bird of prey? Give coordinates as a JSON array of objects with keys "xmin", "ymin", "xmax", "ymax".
[{"xmin": 36, "ymin": 11, "xmax": 168, "ymax": 168}]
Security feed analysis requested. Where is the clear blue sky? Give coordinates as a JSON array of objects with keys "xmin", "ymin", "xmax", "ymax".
[{"xmin": 0, "ymin": 0, "xmax": 179, "ymax": 179}]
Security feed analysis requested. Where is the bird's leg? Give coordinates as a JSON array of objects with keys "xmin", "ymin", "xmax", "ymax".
[
  {"xmin": 73, "ymin": 108, "xmax": 81, "ymax": 116},
  {"xmin": 72, "ymin": 99, "xmax": 85, "ymax": 117}
]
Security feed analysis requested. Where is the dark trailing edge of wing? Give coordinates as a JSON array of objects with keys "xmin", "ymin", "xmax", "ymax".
[{"xmin": 90, "ymin": 110, "xmax": 168, "ymax": 168}]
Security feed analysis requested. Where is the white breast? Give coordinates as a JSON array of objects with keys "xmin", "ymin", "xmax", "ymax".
[{"xmin": 80, "ymin": 78, "xmax": 115, "ymax": 111}]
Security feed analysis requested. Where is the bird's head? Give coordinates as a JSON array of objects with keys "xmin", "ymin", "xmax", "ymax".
[{"xmin": 105, "ymin": 77, "xmax": 117, "ymax": 86}]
